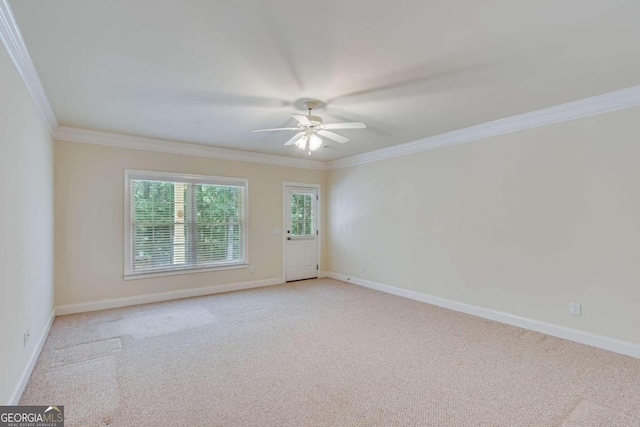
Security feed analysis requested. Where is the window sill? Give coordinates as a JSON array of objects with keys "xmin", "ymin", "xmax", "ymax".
[{"xmin": 123, "ymin": 263, "xmax": 249, "ymax": 281}]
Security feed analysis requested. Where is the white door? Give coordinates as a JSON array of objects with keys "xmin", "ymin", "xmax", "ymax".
[{"xmin": 285, "ymin": 186, "xmax": 318, "ymax": 281}]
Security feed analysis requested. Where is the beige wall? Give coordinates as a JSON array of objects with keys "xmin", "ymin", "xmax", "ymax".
[
  {"xmin": 0, "ymin": 45, "xmax": 55, "ymax": 402},
  {"xmin": 328, "ymin": 107, "xmax": 640, "ymax": 344},
  {"xmin": 56, "ymin": 107, "xmax": 640, "ymax": 346},
  {"xmin": 54, "ymin": 141, "xmax": 326, "ymax": 307}
]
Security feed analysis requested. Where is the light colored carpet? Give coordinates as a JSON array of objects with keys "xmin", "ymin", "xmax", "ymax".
[{"xmin": 20, "ymin": 278, "xmax": 640, "ymax": 426}]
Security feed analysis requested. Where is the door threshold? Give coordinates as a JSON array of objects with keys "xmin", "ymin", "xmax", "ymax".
[{"xmin": 285, "ymin": 277, "xmax": 319, "ymax": 283}]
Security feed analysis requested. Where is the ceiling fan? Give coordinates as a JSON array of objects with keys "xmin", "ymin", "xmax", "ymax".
[{"xmin": 252, "ymin": 101, "xmax": 366, "ymax": 155}]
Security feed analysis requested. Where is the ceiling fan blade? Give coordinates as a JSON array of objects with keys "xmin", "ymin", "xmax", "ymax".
[
  {"xmin": 284, "ymin": 132, "xmax": 305, "ymax": 146},
  {"xmin": 322, "ymin": 122, "xmax": 367, "ymax": 130},
  {"xmin": 318, "ymin": 130, "xmax": 349, "ymax": 144},
  {"xmin": 291, "ymin": 114, "xmax": 311, "ymax": 125},
  {"xmin": 252, "ymin": 127, "xmax": 299, "ymax": 132}
]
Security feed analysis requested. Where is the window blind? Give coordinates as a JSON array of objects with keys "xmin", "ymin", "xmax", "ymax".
[{"xmin": 126, "ymin": 172, "xmax": 247, "ymax": 276}]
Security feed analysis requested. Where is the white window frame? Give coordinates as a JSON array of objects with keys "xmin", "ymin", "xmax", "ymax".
[{"xmin": 124, "ymin": 169, "xmax": 249, "ymax": 280}]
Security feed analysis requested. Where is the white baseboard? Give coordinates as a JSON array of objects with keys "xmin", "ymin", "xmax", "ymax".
[
  {"xmin": 327, "ymin": 272, "xmax": 640, "ymax": 359},
  {"xmin": 8, "ymin": 309, "xmax": 56, "ymax": 405},
  {"xmin": 319, "ymin": 271, "xmax": 330, "ymax": 278},
  {"xmin": 56, "ymin": 277, "xmax": 285, "ymax": 316}
]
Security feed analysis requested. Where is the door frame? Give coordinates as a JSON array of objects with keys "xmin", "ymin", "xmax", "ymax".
[{"xmin": 282, "ymin": 182, "xmax": 322, "ymax": 281}]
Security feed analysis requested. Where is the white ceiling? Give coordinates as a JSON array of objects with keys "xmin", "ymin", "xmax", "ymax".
[{"xmin": 9, "ymin": 0, "xmax": 640, "ymax": 161}]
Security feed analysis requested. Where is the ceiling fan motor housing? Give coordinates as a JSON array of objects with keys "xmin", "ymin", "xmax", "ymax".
[
  {"xmin": 304, "ymin": 101, "xmax": 323, "ymax": 126},
  {"xmin": 307, "ymin": 115, "xmax": 323, "ymax": 126}
]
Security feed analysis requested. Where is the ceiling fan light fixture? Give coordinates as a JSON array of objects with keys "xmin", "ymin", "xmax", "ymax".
[
  {"xmin": 294, "ymin": 133, "xmax": 322, "ymax": 153},
  {"xmin": 308, "ymin": 134, "xmax": 322, "ymax": 151},
  {"xmin": 295, "ymin": 135, "xmax": 308, "ymax": 150}
]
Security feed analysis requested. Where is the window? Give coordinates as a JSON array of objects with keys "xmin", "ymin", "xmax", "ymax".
[
  {"xmin": 124, "ymin": 170, "xmax": 248, "ymax": 278},
  {"xmin": 290, "ymin": 193, "xmax": 314, "ymax": 236}
]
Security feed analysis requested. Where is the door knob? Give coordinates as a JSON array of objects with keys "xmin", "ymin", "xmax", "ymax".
[{"xmin": 287, "ymin": 237, "xmax": 292, "ymax": 240}]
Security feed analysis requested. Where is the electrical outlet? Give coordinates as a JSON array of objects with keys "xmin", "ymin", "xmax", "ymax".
[
  {"xmin": 569, "ymin": 302, "xmax": 581, "ymax": 316},
  {"xmin": 359, "ymin": 265, "xmax": 366, "ymax": 273},
  {"xmin": 249, "ymin": 265, "xmax": 256, "ymax": 273},
  {"xmin": 23, "ymin": 329, "xmax": 30, "ymax": 347}
]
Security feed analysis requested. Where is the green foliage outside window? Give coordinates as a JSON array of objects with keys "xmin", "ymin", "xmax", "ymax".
[
  {"xmin": 132, "ymin": 180, "xmax": 244, "ymax": 271},
  {"xmin": 133, "ymin": 180, "xmax": 176, "ymax": 269},
  {"xmin": 290, "ymin": 193, "xmax": 313, "ymax": 236},
  {"xmin": 196, "ymin": 184, "xmax": 243, "ymax": 263}
]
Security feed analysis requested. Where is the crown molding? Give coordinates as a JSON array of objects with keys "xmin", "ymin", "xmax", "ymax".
[
  {"xmin": 55, "ymin": 84, "xmax": 640, "ymax": 172},
  {"xmin": 327, "ymin": 85, "xmax": 640, "ymax": 170},
  {"xmin": 0, "ymin": 0, "xmax": 57, "ymax": 133},
  {"xmin": 54, "ymin": 126, "xmax": 328, "ymax": 170}
]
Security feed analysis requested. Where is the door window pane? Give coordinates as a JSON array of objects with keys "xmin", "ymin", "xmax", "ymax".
[{"xmin": 290, "ymin": 193, "xmax": 313, "ymax": 236}]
